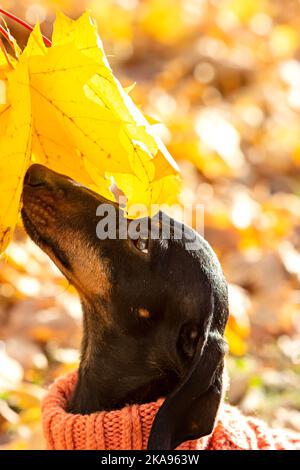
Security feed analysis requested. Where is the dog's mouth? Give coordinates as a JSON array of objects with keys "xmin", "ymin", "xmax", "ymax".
[
  {"xmin": 21, "ymin": 173, "xmax": 71, "ymax": 271},
  {"xmin": 21, "ymin": 206, "xmax": 71, "ymax": 270}
]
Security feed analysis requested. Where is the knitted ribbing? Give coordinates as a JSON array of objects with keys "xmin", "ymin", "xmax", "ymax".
[{"xmin": 42, "ymin": 371, "xmax": 300, "ymax": 450}]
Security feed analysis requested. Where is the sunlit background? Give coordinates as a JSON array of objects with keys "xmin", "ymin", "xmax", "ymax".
[{"xmin": 1, "ymin": 0, "xmax": 300, "ymax": 449}]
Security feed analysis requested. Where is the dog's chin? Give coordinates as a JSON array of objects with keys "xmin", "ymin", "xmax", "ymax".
[
  {"xmin": 21, "ymin": 184, "xmax": 55, "ymax": 244},
  {"xmin": 21, "ymin": 201, "xmax": 71, "ymax": 272},
  {"xmin": 21, "ymin": 207, "xmax": 47, "ymax": 248},
  {"xmin": 22, "ymin": 208, "xmax": 72, "ymax": 273}
]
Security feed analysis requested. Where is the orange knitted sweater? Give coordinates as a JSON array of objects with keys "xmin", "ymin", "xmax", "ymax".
[{"xmin": 41, "ymin": 371, "xmax": 300, "ymax": 450}]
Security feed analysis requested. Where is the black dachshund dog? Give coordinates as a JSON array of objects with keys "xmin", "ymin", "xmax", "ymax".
[{"xmin": 21, "ymin": 164, "xmax": 229, "ymax": 450}]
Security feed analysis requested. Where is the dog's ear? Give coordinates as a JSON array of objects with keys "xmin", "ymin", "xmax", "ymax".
[{"xmin": 147, "ymin": 318, "xmax": 228, "ymax": 450}]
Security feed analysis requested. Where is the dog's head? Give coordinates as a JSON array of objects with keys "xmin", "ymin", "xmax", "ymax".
[{"xmin": 22, "ymin": 164, "xmax": 229, "ymax": 450}]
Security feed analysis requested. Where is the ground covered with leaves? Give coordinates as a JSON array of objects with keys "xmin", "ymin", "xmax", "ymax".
[{"xmin": 1, "ymin": 0, "xmax": 300, "ymax": 449}]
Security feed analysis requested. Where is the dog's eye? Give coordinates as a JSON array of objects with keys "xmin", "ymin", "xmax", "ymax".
[{"xmin": 133, "ymin": 237, "xmax": 149, "ymax": 254}]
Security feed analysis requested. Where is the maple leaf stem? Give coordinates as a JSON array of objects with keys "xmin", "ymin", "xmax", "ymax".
[
  {"xmin": 0, "ymin": 23, "xmax": 10, "ymax": 43},
  {"xmin": 0, "ymin": 8, "xmax": 52, "ymax": 47}
]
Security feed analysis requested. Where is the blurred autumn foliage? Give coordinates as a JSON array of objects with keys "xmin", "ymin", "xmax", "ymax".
[{"xmin": 1, "ymin": 0, "xmax": 300, "ymax": 449}]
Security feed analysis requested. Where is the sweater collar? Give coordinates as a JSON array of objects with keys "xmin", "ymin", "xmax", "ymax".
[
  {"xmin": 41, "ymin": 371, "xmax": 210, "ymax": 450},
  {"xmin": 41, "ymin": 371, "xmax": 296, "ymax": 450}
]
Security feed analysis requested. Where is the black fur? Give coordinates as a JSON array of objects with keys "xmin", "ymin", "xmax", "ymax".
[{"xmin": 21, "ymin": 164, "xmax": 229, "ymax": 450}]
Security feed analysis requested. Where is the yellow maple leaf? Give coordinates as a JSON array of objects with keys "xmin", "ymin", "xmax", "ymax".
[
  {"xmin": 51, "ymin": 12, "xmax": 179, "ymax": 180},
  {"xmin": 0, "ymin": 58, "xmax": 32, "ymax": 252},
  {"xmin": 0, "ymin": 10, "xmax": 180, "ymax": 253},
  {"xmin": 24, "ymin": 23, "xmax": 110, "ymax": 193},
  {"xmin": 111, "ymin": 172, "xmax": 181, "ymax": 218},
  {"xmin": 29, "ymin": 12, "xmax": 180, "ymax": 209}
]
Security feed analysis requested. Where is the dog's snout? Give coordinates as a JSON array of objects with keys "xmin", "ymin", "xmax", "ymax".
[{"xmin": 24, "ymin": 164, "xmax": 51, "ymax": 187}]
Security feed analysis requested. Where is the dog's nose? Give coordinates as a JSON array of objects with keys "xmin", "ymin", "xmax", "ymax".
[{"xmin": 24, "ymin": 164, "xmax": 50, "ymax": 187}]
